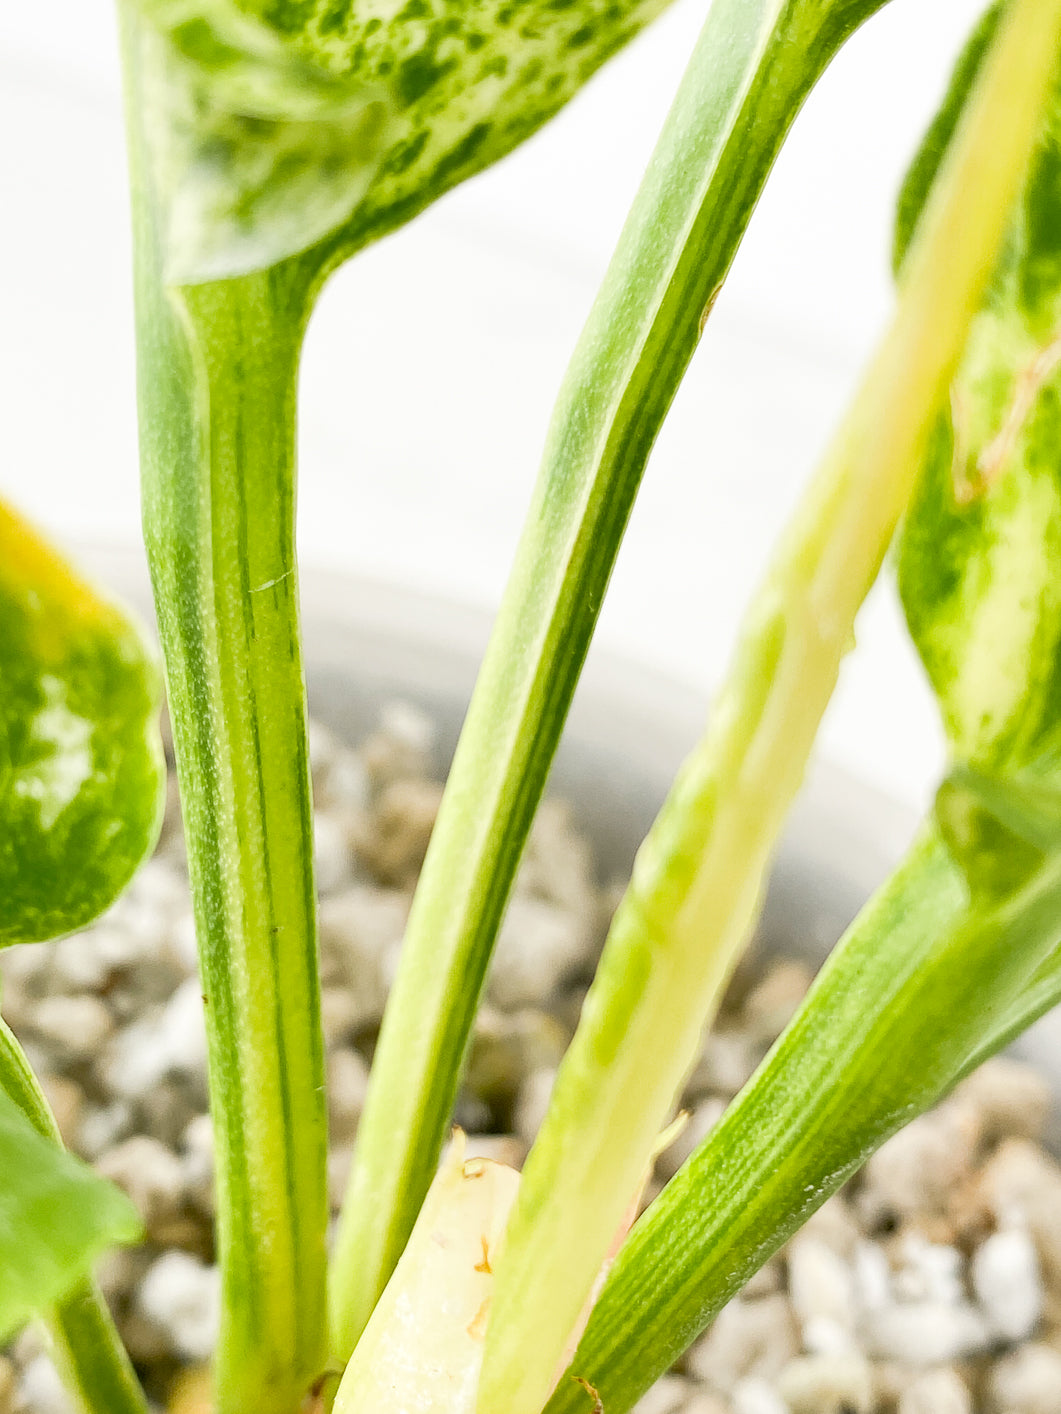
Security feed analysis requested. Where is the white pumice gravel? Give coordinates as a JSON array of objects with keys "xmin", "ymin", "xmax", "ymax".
[
  {"xmin": 137, "ymin": 1253, "xmax": 220, "ymax": 1363},
  {"xmin": 77, "ymin": 1099, "xmax": 133, "ymax": 1162},
  {"xmin": 514, "ymin": 1065, "xmax": 558, "ymax": 1149},
  {"xmin": 775, "ymin": 1351, "xmax": 874, "ymax": 1413},
  {"xmin": 786, "ymin": 1235, "xmax": 859, "ymax": 1342},
  {"xmin": 100, "ymin": 978, "xmax": 208, "ymax": 1103},
  {"xmin": 491, "ymin": 894, "xmax": 597, "ymax": 1010},
  {"xmin": 986, "ymin": 1343, "xmax": 1061, "ymax": 1414},
  {"xmin": 731, "ymin": 1377, "xmax": 790, "ymax": 1414},
  {"xmin": 852, "ymin": 1238, "xmax": 893, "ymax": 1312},
  {"xmin": 2, "ymin": 701, "xmax": 1061, "ymax": 1414},
  {"xmin": 896, "ymin": 1366, "xmax": 973, "ymax": 1414},
  {"xmin": 13, "ymin": 1358, "xmax": 70, "ymax": 1414},
  {"xmin": 684, "ymin": 1296, "xmax": 801, "ymax": 1391},
  {"xmin": 973, "ymin": 1226, "xmax": 1042, "ymax": 1341},
  {"xmin": 682, "ymin": 1396, "xmax": 732, "ymax": 1414},
  {"xmin": 96, "ymin": 1137, "xmax": 186, "ymax": 1239},
  {"xmin": 28, "ymin": 995, "xmax": 113, "ymax": 1064},
  {"xmin": 861, "ymin": 1300, "xmax": 991, "ymax": 1367},
  {"xmin": 634, "ymin": 1375, "xmax": 693, "ymax": 1414}
]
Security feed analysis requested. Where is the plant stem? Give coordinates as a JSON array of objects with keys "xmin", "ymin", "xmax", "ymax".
[
  {"xmin": 0, "ymin": 1019, "xmax": 150, "ymax": 1414},
  {"xmin": 48, "ymin": 1289, "xmax": 148, "ymax": 1414},
  {"xmin": 151, "ymin": 277, "xmax": 327, "ymax": 1414},
  {"xmin": 478, "ymin": 1, "xmax": 1061, "ymax": 1407},
  {"xmin": 141, "ymin": 274, "xmax": 327, "ymax": 1414},
  {"xmin": 121, "ymin": 21, "xmax": 328, "ymax": 1402},
  {"xmin": 545, "ymin": 823, "xmax": 1061, "ymax": 1414},
  {"xmin": 328, "ymin": 0, "xmax": 890, "ymax": 1357}
]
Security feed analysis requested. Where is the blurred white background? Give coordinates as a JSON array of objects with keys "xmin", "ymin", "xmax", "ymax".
[{"xmin": 1, "ymin": 0, "xmax": 987, "ymax": 809}]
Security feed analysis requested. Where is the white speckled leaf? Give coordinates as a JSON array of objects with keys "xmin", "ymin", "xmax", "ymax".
[
  {"xmin": 125, "ymin": 6, "xmax": 393, "ymax": 281},
  {"xmin": 126, "ymin": 0, "xmax": 671, "ymax": 280},
  {"xmin": 897, "ymin": 4, "xmax": 1061, "ymax": 775}
]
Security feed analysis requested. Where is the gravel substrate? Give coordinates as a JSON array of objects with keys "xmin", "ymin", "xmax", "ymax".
[{"xmin": 2, "ymin": 702, "xmax": 1061, "ymax": 1413}]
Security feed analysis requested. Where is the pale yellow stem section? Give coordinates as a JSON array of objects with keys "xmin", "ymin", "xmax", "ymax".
[{"xmin": 333, "ymin": 1135, "xmax": 521, "ymax": 1414}]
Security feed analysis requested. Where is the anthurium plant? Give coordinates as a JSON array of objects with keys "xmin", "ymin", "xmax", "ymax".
[{"xmin": 4, "ymin": 0, "xmax": 1061, "ymax": 1411}]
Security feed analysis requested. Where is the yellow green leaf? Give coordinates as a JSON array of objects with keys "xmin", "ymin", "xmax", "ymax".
[{"xmin": 0, "ymin": 502, "xmax": 165, "ymax": 945}]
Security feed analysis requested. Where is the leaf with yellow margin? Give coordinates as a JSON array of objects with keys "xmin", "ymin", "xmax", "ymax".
[{"xmin": 0, "ymin": 502, "xmax": 165, "ymax": 945}]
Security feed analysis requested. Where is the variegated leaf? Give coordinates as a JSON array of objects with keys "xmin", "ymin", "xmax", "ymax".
[
  {"xmin": 126, "ymin": 0, "xmax": 671, "ymax": 281},
  {"xmin": 897, "ymin": 1, "xmax": 1061, "ymax": 776},
  {"xmin": 0, "ymin": 503, "xmax": 165, "ymax": 945},
  {"xmin": 124, "ymin": 6, "xmax": 393, "ymax": 281}
]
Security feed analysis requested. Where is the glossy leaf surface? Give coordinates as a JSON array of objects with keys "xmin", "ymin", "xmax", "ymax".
[
  {"xmin": 0, "ymin": 1084, "xmax": 141, "ymax": 1342},
  {"xmin": 0, "ymin": 503, "xmax": 165, "ymax": 946},
  {"xmin": 128, "ymin": 0, "xmax": 671, "ymax": 280}
]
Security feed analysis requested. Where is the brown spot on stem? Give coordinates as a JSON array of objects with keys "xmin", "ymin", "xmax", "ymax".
[
  {"xmin": 698, "ymin": 282, "xmax": 723, "ymax": 337},
  {"xmin": 474, "ymin": 1233, "xmax": 493, "ymax": 1273},
  {"xmin": 573, "ymin": 1375, "xmax": 604, "ymax": 1413},
  {"xmin": 300, "ymin": 1368, "xmax": 342, "ymax": 1412},
  {"xmin": 467, "ymin": 1296, "xmax": 491, "ymax": 1341}
]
